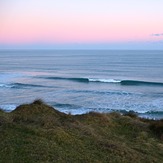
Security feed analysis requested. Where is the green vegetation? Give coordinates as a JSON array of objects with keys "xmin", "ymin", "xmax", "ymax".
[{"xmin": 0, "ymin": 100, "xmax": 163, "ymax": 163}]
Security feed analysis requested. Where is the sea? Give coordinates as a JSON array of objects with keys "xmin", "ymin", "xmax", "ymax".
[{"xmin": 0, "ymin": 50, "xmax": 163, "ymax": 119}]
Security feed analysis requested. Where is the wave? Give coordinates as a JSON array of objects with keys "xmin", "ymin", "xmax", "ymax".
[
  {"xmin": 51, "ymin": 101, "xmax": 163, "ymax": 119},
  {"xmin": 1, "ymin": 102, "xmax": 163, "ymax": 119},
  {"xmin": 54, "ymin": 105, "xmax": 163, "ymax": 119},
  {"xmin": 145, "ymin": 111, "xmax": 163, "ymax": 115},
  {"xmin": 0, "ymin": 83, "xmax": 46, "ymax": 89},
  {"xmin": 115, "ymin": 109, "xmax": 163, "ymax": 115},
  {"xmin": 0, "ymin": 104, "xmax": 17, "ymax": 112},
  {"xmin": 112, "ymin": 109, "xmax": 163, "ymax": 119},
  {"xmin": 52, "ymin": 102, "xmax": 81, "ymax": 109},
  {"xmin": 40, "ymin": 76, "xmax": 163, "ymax": 86},
  {"xmin": 40, "ymin": 76, "xmax": 121, "ymax": 83},
  {"xmin": 44, "ymin": 77, "xmax": 90, "ymax": 83},
  {"xmin": 70, "ymin": 89, "xmax": 137, "ymax": 96},
  {"xmin": 120, "ymin": 80, "xmax": 163, "ymax": 86},
  {"xmin": 89, "ymin": 78, "xmax": 121, "ymax": 83}
]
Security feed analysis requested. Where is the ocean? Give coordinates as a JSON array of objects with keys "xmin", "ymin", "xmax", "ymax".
[{"xmin": 0, "ymin": 50, "xmax": 163, "ymax": 119}]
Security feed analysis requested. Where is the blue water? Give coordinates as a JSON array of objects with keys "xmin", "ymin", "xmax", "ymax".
[{"xmin": 0, "ymin": 50, "xmax": 163, "ymax": 119}]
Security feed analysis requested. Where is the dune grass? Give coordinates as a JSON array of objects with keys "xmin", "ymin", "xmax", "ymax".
[{"xmin": 0, "ymin": 100, "xmax": 163, "ymax": 163}]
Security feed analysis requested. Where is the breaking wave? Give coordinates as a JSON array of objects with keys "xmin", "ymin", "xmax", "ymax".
[
  {"xmin": 0, "ymin": 104, "xmax": 17, "ymax": 112},
  {"xmin": 0, "ymin": 83, "xmax": 46, "ymax": 89},
  {"xmin": 40, "ymin": 76, "xmax": 163, "ymax": 86}
]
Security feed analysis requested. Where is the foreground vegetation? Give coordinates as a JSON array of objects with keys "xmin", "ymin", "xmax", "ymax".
[{"xmin": 0, "ymin": 100, "xmax": 163, "ymax": 163}]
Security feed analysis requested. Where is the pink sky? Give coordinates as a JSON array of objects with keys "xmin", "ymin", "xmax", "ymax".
[{"xmin": 0, "ymin": 0, "xmax": 163, "ymax": 49}]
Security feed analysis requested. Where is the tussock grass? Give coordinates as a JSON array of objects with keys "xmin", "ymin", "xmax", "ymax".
[
  {"xmin": 149, "ymin": 120, "xmax": 163, "ymax": 138},
  {"xmin": 0, "ymin": 100, "xmax": 163, "ymax": 163},
  {"xmin": 141, "ymin": 118, "xmax": 163, "ymax": 140}
]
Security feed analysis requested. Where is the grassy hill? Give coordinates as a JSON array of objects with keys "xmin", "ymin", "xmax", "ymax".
[{"xmin": 0, "ymin": 100, "xmax": 163, "ymax": 163}]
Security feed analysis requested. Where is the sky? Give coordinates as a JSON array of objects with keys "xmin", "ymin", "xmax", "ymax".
[{"xmin": 0, "ymin": 0, "xmax": 163, "ymax": 49}]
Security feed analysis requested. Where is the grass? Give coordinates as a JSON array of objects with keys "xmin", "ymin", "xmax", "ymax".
[{"xmin": 0, "ymin": 100, "xmax": 163, "ymax": 163}]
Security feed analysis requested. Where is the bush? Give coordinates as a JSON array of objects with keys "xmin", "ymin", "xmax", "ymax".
[
  {"xmin": 149, "ymin": 119, "xmax": 163, "ymax": 139},
  {"xmin": 123, "ymin": 111, "xmax": 138, "ymax": 118},
  {"xmin": 32, "ymin": 99, "xmax": 45, "ymax": 105}
]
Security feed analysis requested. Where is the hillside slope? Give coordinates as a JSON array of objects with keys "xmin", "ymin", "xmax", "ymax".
[{"xmin": 0, "ymin": 100, "xmax": 163, "ymax": 163}]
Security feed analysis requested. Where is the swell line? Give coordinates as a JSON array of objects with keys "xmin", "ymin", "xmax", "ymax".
[
  {"xmin": 0, "ymin": 83, "xmax": 46, "ymax": 89},
  {"xmin": 46, "ymin": 77, "xmax": 89, "ymax": 83},
  {"xmin": 38, "ymin": 76, "xmax": 163, "ymax": 86},
  {"xmin": 121, "ymin": 80, "xmax": 163, "ymax": 86},
  {"xmin": 39, "ymin": 76, "xmax": 120, "ymax": 83}
]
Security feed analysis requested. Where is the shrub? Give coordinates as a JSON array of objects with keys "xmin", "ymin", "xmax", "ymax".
[
  {"xmin": 32, "ymin": 99, "xmax": 45, "ymax": 105},
  {"xmin": 149, "ymin": 119, "xmax": 163, "ymax": 139},
  {"xmin": 123, "ymin": 111, "xmax": 138, "ymax": 118}
]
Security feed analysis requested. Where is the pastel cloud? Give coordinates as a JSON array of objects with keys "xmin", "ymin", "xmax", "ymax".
[{"xmin": 152, "ymin": 33, "xmax": 163, "ymax": 37}]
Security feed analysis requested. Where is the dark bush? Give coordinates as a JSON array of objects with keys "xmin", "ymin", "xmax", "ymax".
[
  {"xmin": 149, "ymin": 119, "xmax": 163, "ymax": 139},
  {"xmin": 32, "ymin": 99, "xmax": 45, "ymax": 105},
  {"xmin": 123, "ymin": 110, "xmax": 138, "ymax": 118}
]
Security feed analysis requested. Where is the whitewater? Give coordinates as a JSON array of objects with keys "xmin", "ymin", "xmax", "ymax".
[{"xmin": 0, "ymin": 50, "xmax": 163, "ymax": 119}]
